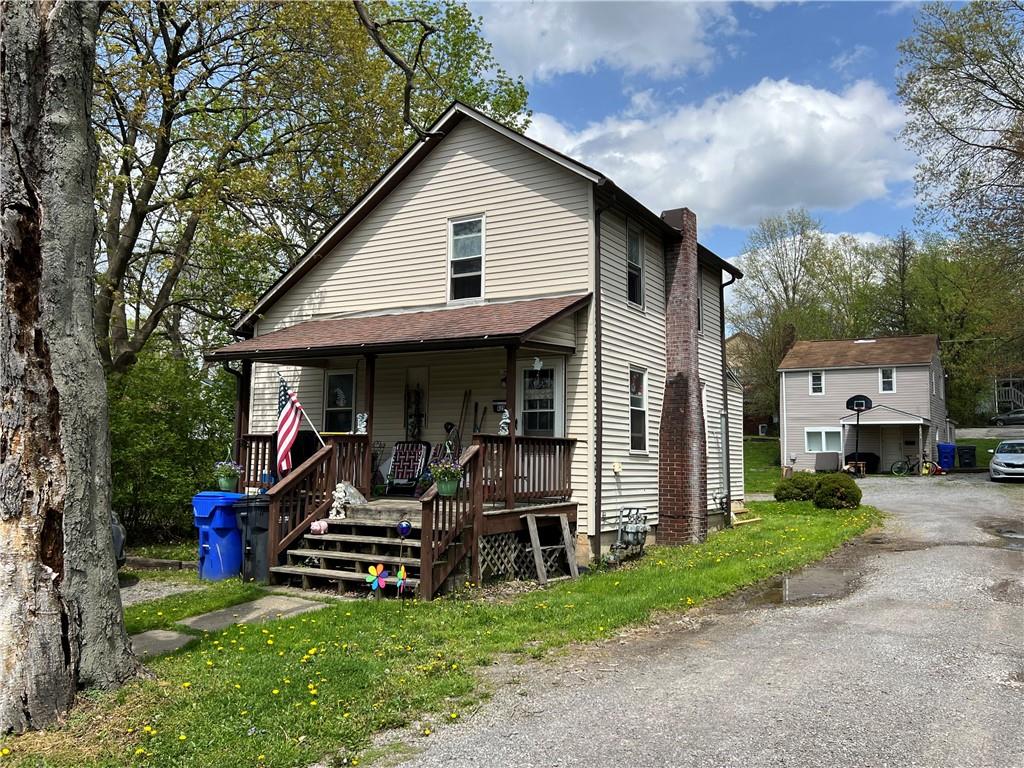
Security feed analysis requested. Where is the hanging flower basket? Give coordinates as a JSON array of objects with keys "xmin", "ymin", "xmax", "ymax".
[
  {"xmin": 214, "ymin": 460, "xmax": 243, "ymax": 492},
  {"xmin": 429, "ymin": 458, "xmax": 463, "ymax": 497}
]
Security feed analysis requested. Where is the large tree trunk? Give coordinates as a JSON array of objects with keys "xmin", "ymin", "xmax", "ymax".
[{"xmin": 1, "ymin": 0, "xmax": 137, "ymax": 735}]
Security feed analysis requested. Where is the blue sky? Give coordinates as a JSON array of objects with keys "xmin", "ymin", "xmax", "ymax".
[{"xmin": 472, "ymin": 1, "xmax": 925, "ymax": 257}]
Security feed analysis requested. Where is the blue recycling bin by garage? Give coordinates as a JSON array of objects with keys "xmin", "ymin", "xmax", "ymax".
[
  {"xmin": 937, "ymin": 443, "xmax": 956, "ymax": 471},
  {"xmin": 193, "ymin": 491, "xmax": 245, "ymax": 580}
]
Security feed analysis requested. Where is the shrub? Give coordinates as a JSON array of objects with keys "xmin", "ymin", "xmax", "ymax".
[
  {"xmin": 813, "ymin": 473, "xmax": 862, "ymax": 509},
  {"xmin": 774, "ymin": 471, "xmax": 819, "ymax": 502}
]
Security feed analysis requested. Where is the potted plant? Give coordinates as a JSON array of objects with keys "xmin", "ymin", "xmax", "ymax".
[
  {"xmin": 214, "ymin": 460, "xmax": 243, "ymax": 491},
  {"xmin": 428, "ymin": 458, "xmax": 462, "ymax": 497}
]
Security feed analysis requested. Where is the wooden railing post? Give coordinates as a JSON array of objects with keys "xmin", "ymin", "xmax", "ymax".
[
  {"xmin": 420, "ymin": 497, "xmax": 434, "ymax": 599},
  {"xmin": 471, "ymin": 445, "xmax": 484, "ymax": 585},
  {"xmin": 504, "ymin": 345, "xmax": 517, "ymax": 509}
]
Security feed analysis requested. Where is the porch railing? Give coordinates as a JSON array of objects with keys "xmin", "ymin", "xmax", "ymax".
[
  {"xmin": 419, "ymin": 444, "xmax": 484, "ymax": 599},
  {"xmin": 473, "ymin": 434, "xmax": 575, "ymax": 506},
  {"xmin": 239, "ymin": 433, "xmax": 275, "ymax": 490},
  {"xmin": 267, "ymin": 443, "xmax": 336, "ymax": 564},
  {"xmin": 324, "ymin": 434, "xmax": 371, "ymax": 496}
]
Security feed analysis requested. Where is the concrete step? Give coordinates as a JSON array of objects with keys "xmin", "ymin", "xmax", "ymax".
[
  {"xmin": 304, "ymin": 532, "xmax": 421, "ymax": 548},
  {"xmin": 287, "ymin": 548, "xmax": 421, "ymax": 567},
  {"xmin": 270, "ymin": 564, "xmax": 420, "ymax": 588}
]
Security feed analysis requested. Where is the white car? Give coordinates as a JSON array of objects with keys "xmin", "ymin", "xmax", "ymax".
[{"xmin": 989, "ymin": 440, "xmax": 1024, "ymax": 481}]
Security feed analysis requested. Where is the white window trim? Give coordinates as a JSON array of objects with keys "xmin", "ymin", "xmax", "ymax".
[
  {"xmin": 629, "ymin": 365, "xmax": 649, "ymax": 454},
  {"xmin": 626, "ymin": 222, "xmax": 645, "ymax": 310},
  {"xmin": 809, "ymin": 370, "xmax": 824, "ymax": 396},
  {"xmin": 515, "ymin": 356, "xmax": 565, "ymax": 438},
  {"xmin": 804, "ymin": 427, "xmax": 842, "ymax": 454},
  {"xmin": 447, "ymin": 213, "xmax": 485, "ymax": 304},
  {"xmin": 322, "ymin": 369, "xmax": 357, "ymax": 433},
  {"xmin": 879, "ymin": 367, "xmax": 896, "ymax": 393}
]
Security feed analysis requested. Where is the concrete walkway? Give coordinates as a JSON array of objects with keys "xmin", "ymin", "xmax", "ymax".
[
  {"xmin": 391, "ymin": 474, "xmax": 1023, "ymax": 768},
  {"xmin": 129, "ymin": 594, "xmax": 327, "ymax": 658}
]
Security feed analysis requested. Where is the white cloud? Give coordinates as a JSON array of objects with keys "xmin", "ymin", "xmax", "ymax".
[
  {"xmin": 526, "ymin": 78, "xmax": 915, "ymax": 229},
  {"xmin": 476, "ymin": 1, "xmax": 736, "ymax": 81},
  {"xmin": 830, "ymin": 44, "xmax": 874, "ymax": 77}
]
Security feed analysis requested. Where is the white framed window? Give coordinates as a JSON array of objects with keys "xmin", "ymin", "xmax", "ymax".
[
  {"xmin": 516, "ymin": 357, "xmax": 565, "ymax": 437},
  {"xmin": 629, "ymin": 366, "xmax": 648, "ymax": 452},
  {"xmin": 626, "ymin": 224, "xmax": 644, "ymax": 307},
  {"xmin": 448, "ymin": 215, "xmax": 484, "ymax": 302},
  {"xmin": 879, "ymin": 367, "xmax": 896, "ymax": 393},
  {"xmin": 805, "ymin": 427, "xmax": 842, "ymax": 453},
  {"xmin": 323, "ymin": 370, "xmax": 356, "ymax": 432},
  {"xmin": 809, "ymin": 370, "xmax": 824, "ymax": 395}
]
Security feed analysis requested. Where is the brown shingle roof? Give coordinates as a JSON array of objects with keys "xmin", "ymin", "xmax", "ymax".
[
  {"xmin": 207, "ymin": 294, "xmax": 590, "ymax": 362},
  {"xmin": 777, "ymin": 335, "xmax": 938, "ymax": 370}
]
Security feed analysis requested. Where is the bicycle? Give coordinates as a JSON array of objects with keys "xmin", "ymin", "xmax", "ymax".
[{"xmin": 890, "ymin": 453, "xmax": 943, "ymax": 477}]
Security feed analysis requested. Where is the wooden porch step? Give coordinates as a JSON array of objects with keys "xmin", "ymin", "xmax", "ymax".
[
  {"xmin": 287, "ymin": 548, "xmax": 421, "ymax": 567},
  {"xmin": 305, "ymin": 532, "xmax": 421, "ymax": 548},
  {"xmin": 270, "ymin": 564, "xmax": 420, "ymax": 587},
  {"xmin": 327, "ymin": 517, "xmax": 421, "ymax": 530}
]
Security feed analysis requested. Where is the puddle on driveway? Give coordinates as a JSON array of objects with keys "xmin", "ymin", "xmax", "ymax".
[
  {"xmin": 720, "ymin": 565, "xmax": 859, "ymax": 611},
  {"xmin": 988, "ymin": 579, "xmax": 1024, "ymax": 606},
  {"xmin": 978, "ymin": 519, "xmax": 1024, "ymax": 551}
]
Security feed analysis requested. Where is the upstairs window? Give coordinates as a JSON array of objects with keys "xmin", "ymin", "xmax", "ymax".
[
  {"xmin": 629, "ymin": 367, "xmax": 647, "ymax": 451},
  {"xmin": 880, "ymin": 367, "xmax": 896, "ymax": 393},
  {"xmin": 626, "ymin": 225, "xmax": 644, "ymax": 307},
  {"xmin": 449, "ymin": 216, "xmax": 483, "ymax": 301},
  {"xmin": 809, "ymin": 370, "xmax": 824, "ymax": 395}
]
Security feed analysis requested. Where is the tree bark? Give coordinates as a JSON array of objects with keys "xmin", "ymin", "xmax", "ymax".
[{"xmin": 1, "ymin": 0, "xmax": 137, "ymax": 735}]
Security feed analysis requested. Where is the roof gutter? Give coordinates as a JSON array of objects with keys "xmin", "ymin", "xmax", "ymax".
[{"xmin": 719, "ymin": 270, "xmax": 738, "ymax": 528}]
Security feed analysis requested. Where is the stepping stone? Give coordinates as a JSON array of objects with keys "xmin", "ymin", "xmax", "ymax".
[
  {"xmin": 131, "ymin": 629, "xmax": 192, "ymax": 658},
  {"xmin": 178, "ymin": 594, "xmax": 325, "ymax": 632}
]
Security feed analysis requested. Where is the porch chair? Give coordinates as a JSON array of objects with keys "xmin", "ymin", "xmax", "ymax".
[{"xmin": 385, "ymin": 440, "xmax": 431, "ymax": 496}]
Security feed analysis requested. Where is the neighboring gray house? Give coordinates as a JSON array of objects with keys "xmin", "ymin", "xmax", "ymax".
[{"xmin": 778, "ymin": 335, "xmax": 953, "ymax": 473}]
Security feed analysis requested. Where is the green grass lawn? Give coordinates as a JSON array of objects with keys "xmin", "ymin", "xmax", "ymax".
[
  {"xmin": 6, "ymin": 499, "xmax": 882, "ymax": 768},
  {"xmin": 744, "ymin": 436, "xmax": 781, "ymax": 493},
  {"xmin": 128, "ymin": 542, "xmax": 197, "ymax": 562}
]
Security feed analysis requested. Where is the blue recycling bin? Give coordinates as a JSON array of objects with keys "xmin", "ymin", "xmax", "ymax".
[
  {"xmin": 937, "ymin": 443, "xmax": 956, "ymax": 471},
  {"xmin": 193, "ymin": 491, "xmax": 245, "ymax": 580}
]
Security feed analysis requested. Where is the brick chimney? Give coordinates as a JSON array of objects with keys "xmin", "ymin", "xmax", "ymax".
[{"xmin": 658, "ymin": 207, "xmax": 707, "ymax": 544}]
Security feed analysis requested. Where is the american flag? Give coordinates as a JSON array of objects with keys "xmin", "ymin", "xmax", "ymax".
[{"xmin": 277, "ymin": 376, "xmax": 303, "ymax": 474}]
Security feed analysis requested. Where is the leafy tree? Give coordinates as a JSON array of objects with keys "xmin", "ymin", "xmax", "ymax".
[
  {"xmin": 108, "ymin": 347, "xmax": 234, "ymax": 540},
  {"xmin": 898, "ymin": 1, "xmax": 1024, "ymax": 251},
  {"xmin": 93, "ymin": 0, "xmax": 529, "ymax": 369}
]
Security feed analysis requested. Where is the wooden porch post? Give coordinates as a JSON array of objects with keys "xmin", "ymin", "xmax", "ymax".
[
  {"xmin": 363, "ymin": 354, "xmax": 376, "ymax": 494},
  {"xmin": 505, "ymin": 344, "xmax": 518, "ymax": 509},
  {"xmin": 233, "ymin": 360, "xmax": 252, "ymax": 463}
]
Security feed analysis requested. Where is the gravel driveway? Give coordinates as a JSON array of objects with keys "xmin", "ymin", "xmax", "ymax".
[{"xmin": 391, "ymin": 474, "xmax": 1024, "ymax": 768}]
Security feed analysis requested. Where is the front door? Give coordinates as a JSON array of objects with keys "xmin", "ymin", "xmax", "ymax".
[
  {"xmin": 880, "ymin": 426, "xmax": 904, "ymax": 469},
  {"xmin": 516, "ymin": 357, "xmax": 565, "ymax": 437}
]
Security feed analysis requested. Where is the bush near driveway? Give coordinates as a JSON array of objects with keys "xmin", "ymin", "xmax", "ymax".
[
  {"xmin": 3, "ymin": 500, "xmax": 883, "ymax": 768},
  {"xmin": 774, "ymin": 472, "xmax": 819, "ymax": 502},
  {"xmin": 813, "ymin": 473, "xmax": 863, "ymax": 509}
]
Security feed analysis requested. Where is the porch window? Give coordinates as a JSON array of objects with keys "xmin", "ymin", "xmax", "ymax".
[
  {"xmin": 324, "ymin": 371, "xmax": 355, "ymax": 432},
  {"xmin": 809, "ymin": 370, "xmax": 824, "ymax": 395},
  {"xmin": 880, "ymin": 367, "xmax": 895, "ymax": 393},
  {"xmin": 449, "ymin": 215, "xmax": 483, "ymax": 301},
  {"xmin": 627, "ymin": 225, "xmax": 644, "ymax": 307},
  {"xmin": 805, "ymin": 427, "xmax": 842, "ymax": 453},
  {"xmin": 630, "ymin": 367, "xmax": 647, "ymax": 452}
]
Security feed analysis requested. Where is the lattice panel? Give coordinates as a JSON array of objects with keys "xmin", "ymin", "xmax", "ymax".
[{"xmin": 480, "ymin": 533, "xmax": 525, "ymax": 579}]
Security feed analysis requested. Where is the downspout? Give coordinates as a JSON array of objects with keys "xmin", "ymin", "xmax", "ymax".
[
  {"xmin": 592, "ymin": 199, "xmax": 606, "ymax": 561},
  {"xmin": 719, "ymin": 272, "xmax": 737, "ymax": 527}
]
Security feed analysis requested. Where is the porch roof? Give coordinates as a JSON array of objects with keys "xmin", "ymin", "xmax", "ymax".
[
  {"xmin": 205, "ymin": 293, "xmax": 590, "ymax": 362},
  {"xmin": 839, "ymin": 404, "xmax": 929, "ymax": 425}
]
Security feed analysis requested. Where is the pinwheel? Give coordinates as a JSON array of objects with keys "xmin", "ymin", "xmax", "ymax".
[
  {"xmin": 365, "ymin": 564, "xmax": 389, "ymax": 591},
  {"xmin": 395, "ymin": 565, "xmax": 408, "ymax": 594}
]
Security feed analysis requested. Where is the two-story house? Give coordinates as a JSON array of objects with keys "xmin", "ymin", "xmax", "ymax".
[
  {"xmin": 206, "ymin": 102, "xmax": 742, "ymax": 597},
  {"xmin": 778, "ymin": 335, "xmax": 953, "ymax": 473}
]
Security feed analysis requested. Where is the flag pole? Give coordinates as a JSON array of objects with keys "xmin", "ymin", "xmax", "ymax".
[{"xmin": 280, "ymin": 373, "xmax": 326, "ymax": 447}]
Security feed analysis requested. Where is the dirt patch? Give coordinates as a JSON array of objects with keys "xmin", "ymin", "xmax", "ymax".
[
  {"xmin": 977, "ymin": 519, "xmax": 1024, "ymax": 551},
  {"xmin": 118, "ymin": 574, "xmax": 198, "ymax": 607},
  {"xmin": 988, "ymin": 579, "xmax": 1024, "ymax": 606}
]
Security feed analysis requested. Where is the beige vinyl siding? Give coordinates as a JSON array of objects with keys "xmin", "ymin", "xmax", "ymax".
[
  {"xmin": 257, "ymin": 119, "xmax": 591, "ymax": 330},
  {"xmin": 597, "ymin": 208, "xmax": 666, "ymax": 531},
  {"xmin": 727, "ymin": 377, "xmax": 744, "ymax": 502},
  {"xmin": 527, "ymin": 314, "xmax": 577, "ymax": 349},
  {"xmin": 564, "ymin": 308, "xmax": 593, "ymax": 532},
  {"xmin": 697, "ymin": 264, "xmax": 726, "ymax": 512},
  {"xmin": 927, "ymin": 354, "xmax": 950, "ymax": 451},
  {"xmin": 781, "ymin": 365, "xmax": 933, "ymax": 471}
]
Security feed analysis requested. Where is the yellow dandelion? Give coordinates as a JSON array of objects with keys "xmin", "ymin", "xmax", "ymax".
[
  {"xmin": 178, "ymin": 734, "xmax": 187, "ymax": 741},
  {"xmin": 181, "ymin": 682, "xmax": 191, "ymax": 688}
]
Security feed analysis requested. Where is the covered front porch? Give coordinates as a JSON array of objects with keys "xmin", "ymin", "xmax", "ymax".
[
  {"xmin": 206, "ymin": 295, "xmax": 590, "ymax": 598},
  {"xmin": 838, "ymin": 405, "xmax": 932, "ymax": 474}
]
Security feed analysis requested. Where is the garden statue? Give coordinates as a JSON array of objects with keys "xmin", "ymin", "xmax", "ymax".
[
  {"xmin": 498, "ymin": 408, "xmax": 511, "ymax": 436},
  {"xmin": 356, "ymin": 412, "xmax": 368, "ymax": 434},
  {"xmin": 330, "ymin": 481, "xmax": 367, "ymax": 519}
]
